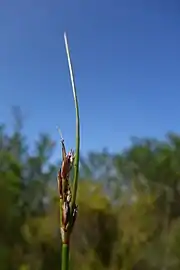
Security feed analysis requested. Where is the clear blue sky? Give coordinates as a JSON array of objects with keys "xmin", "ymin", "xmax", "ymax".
[{"xmin": 0, "ymin": 0, "xmax": 180, "ymax": 160}]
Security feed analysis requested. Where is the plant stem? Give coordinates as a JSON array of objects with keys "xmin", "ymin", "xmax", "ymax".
[
  {"xmin": 61, "ymin": 32, "xmax": 80, "ymax": 270},
  {"xmin": 61, "ymin": 243, "xmax": 69, "ymax": 270},
  {"xmin": 64, "ymin": 32, "xmax": 80, "ymax": 209}
]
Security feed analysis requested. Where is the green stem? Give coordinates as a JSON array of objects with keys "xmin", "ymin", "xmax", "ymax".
[
  {"xmin": 71, "ymin": 76, "xmax": 80, "ymax": 208},
  {"xmin": 62, "ymin": 32, "xmax": 80, "ymax": 270},
  {"xmin": 64, "ymin": 32, "xmax": 80, "ymax": 209},
  {"xmin": 61, "ymin": 243, "xmax": 69, "ymax": 270}
]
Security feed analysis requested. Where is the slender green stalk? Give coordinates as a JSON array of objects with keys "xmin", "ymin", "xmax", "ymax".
[
  {"xmin": 58, "ymin": 32, "xmax": 80, "ymax": 270},
  {"xmin": 61, "ymin": 244, "xmax": 69, "ymax": 270},
  {"xmin": 64, "ymin": 32, "xmax": 80, "ymax": 209}
]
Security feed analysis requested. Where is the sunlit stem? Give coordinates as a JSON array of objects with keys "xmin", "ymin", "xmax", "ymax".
[{"xmin": 64, "ymin": 32, "xmax": 80, "ymax": 210}]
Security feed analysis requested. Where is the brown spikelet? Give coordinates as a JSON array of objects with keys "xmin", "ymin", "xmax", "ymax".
[
  {"xmin": 57, "ymin": 170, "xmax": 63, "ymax": 198},
  {"xmin": 61, "ymin": 157, "xmax": 71, "ymax": 180}
]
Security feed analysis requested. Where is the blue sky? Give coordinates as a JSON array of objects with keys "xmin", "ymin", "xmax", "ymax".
[{"xmin": 0, "ymin": 0, "xmax": 180, "ymax": 160}]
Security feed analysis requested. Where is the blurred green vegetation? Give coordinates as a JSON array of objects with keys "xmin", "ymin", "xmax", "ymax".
[{"xmin": 1, "ymin": 109, "xmax": 180, "ymax": 270}]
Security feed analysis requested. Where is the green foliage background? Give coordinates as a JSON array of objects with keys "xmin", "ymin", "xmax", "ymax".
[{"xmin": 1, "ymin": 109, "xmax": 180, "ymax": 270}]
